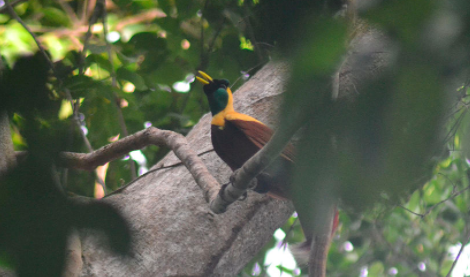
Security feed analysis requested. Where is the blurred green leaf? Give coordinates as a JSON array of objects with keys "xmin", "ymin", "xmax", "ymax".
[
  {"xmin": 149, "ymin": 62, "xmax": 186, "ymax": 86},
  {"xmin": 63, "ymin": 75, "xmax": 99, "ymax": 98},
  {"xmin": 42, "ymin": 7, "xmax": 71, "ymax": 27},
  {"xmin": 364, "ymin": 0, "xmax": 437, "ymax": 45},
  {"xmin": 368, "ymin": 261, "xmax": 385, "ymax": 275},
  {"xmin": 85, "ymin": 54, "xmax": 113, "ymax": 72},
  {"xmin": 117, "ymin": 67, "xmax": 148, "ymax": 90}
]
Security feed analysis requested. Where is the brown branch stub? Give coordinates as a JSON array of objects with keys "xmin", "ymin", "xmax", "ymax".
[
  {"xmin": 57, "ymin": 127, "xmax": 220, "ymax": 203},
  {"xmin": 308, "ymin": 203, "xmax": 336, "ymax": 277},
  {"xmin": 308, "ymin": 234, "xmax": 330, "ymax": 277}
]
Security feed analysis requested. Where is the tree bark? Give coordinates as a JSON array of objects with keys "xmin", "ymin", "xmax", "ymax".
[
  {"xmin": 0, "ymin": 111, "xmax": 16, "ymax": 175},
  {"xmin": 79, "ymin": 62, "xmax": 295, "ymax": 277},
  {"xmin": 0, "ymin": 112, "xmax": 17, "ymax": 277}
]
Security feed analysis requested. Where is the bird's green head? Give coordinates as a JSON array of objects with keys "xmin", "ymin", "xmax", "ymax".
[{"xmin": 196, "ymin": 71, "xmax": 232, "ymax": 116}]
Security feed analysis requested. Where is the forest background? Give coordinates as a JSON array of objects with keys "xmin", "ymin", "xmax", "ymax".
[{"xmin": 1, "ymin": 0, "xmax": 470, "ymax": 276}]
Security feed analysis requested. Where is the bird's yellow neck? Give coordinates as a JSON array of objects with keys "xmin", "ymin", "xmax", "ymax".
[{"xmin": 211, "ymin": 87, "xmax": 263, "ymax": 128}]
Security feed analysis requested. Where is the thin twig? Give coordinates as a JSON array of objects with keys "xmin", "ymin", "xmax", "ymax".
[
  {"xmin": 4, "ymin": 0, "xmax": 56, "ymax": 75},
  {"xmin": 58, "ymin": 0, "xmax": 110, "ymax": 190},
  {"xmin": 106, "ymin": 148, "xmax": 214, "ymax": 196},
  {"xmin": 207, "ymin": 17, "xmax": 226, "ymax": 54},
  {"xmin": 398, "ymin": 205, "xmax": 424, "ymax": 218},
  {"xmin": 5, "ymin": 1, "xmax": 106, "ymax": 190},
  {"xmin": 230, "ymin": 61, "xmax": 265, "ymax": 89},
  {"xmin": 371, "ymin": 215, "xmax": 424, "ymax": 274},
  {"xmin": 446, "ymin": 227, "xmax": 470, "ymax": 277},
  {"xmin": 399, "ymin": 184, "xmax": 470, "ymax": 218},
  {"xmin": 79, "ymin": 0, "xmax": 102, "ymax": 75},
  {"xmin": 79, "ymin": 0, "xmax": 88, "ymax": 23},
  {"xmin": 0, "ymin": 0, "xmax": 27, "ymax": 14},
  {"xmin": 115, "ymin": 9, "xmax": 166, "ymax": 31},
  {"xmin": 280, "ymin": 217, "xmax": 299, "ymax": 249},
  {"xmin": 242, "ymin": 6, "xmax": 265, "ymax": 64},
  {"xmin": 438, "ymin": 172, "xmax": 458, "ymax": 193},
  {"xmin": 423, "ymin": 185, "xmax": 470, "ymax": 217},
  {"xmin": 102, "ymin": 10, "xmax": 116, "ymax": 87},
  {"xmin": 58, "ymin": 0, "xmax": 80, "ymax": 25},
  {"xmin": 180, "ymin": 0, "xmax": 223, "ymax": 115},
  {"xmin": 101, "ymin": 2, "xmax": 137, "ymax": 179},
  {"xmin": 63, "ymin": 88, "xmax": 107, "ymax": 192},
  {"xmin": 444, "ymin": 100, "xmax": 465, "ymax": 121},
  {"xmin": 199, "ymin": 0, "xmax": 209, "ymax": 69},
  {"xmin": 86, "ymin": 0, "xmax": 97, "ymax": 24},
  {"xmin": 443, "ymin": 107, "xmax": 467, "ymax": 144}
]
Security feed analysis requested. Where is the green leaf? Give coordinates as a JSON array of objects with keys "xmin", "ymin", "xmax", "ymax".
[
  {"xmin": 364, "ymin": 0, "xmax": 437, "ymax": 45},
  {"xmin": 81, "ymin": 95, "xmax": 121, "ymax": 146},
  {"xmin": 63, "ymin": 75, "xmax": 97, "ymax": 98},
  {"xmin": 149, "ymin": 62, "xmax": 186, "ymax": 86},
  {"xmin": 85, "ymin": 54, "xmax": 113, "ymax": 72},
  {"xmin": 368, "ymin": 261, "xmax": 385, "ymax": 275},
  {"xmin": 117, "ymin": 68, "xmax": 148, "ymax": 90},
  {"xmin": 0, "ymin": 250, "xmax": 15, "ymax": 270},
  {"xmin": 41, "ymin": 7, "xmax": 71, "ymax": 27},
  {"xmin": 129, "ymin": 33, "xmax": 167, "ymax": 51}
]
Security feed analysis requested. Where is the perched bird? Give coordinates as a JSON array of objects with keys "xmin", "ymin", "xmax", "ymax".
[
  {"xmin": 196, "ymin": 71, "xmax": 338, "ymax": 264},
  {"xmin": 196, "ymin": 71, "xmax": 293, "ymax": 198}
]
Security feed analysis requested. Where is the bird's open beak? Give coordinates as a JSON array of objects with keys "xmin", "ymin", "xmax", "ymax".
[{"xmin": 196, "ymin": 71, "xmax": 213, "ymax": 85}]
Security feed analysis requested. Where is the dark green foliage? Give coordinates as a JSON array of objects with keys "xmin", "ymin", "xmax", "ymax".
[
  {"xmin": 0, "ymin": 53, "xmax": 52, "ymax": 117},
  {"xmin": 0, "ymin": 56, "xmax": 132, "ymax": 276},
  {"xmin": 251, "ymin": 0, "xmax": 346, "ymax": 55}
]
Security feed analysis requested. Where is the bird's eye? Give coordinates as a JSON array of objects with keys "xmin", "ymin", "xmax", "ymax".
[{"xmin": 220, "ymin": 84, "xmax": 227, "ymax": 89}]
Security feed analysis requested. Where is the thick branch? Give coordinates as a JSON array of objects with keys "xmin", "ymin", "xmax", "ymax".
[{"xmin": 58, "ymin": 127, "xmax": 220, "ymax": 203}]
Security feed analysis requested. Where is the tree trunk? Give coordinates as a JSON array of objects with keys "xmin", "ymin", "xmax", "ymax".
[{"xmin": 79, "ymin": 62, "xmax": 295, "ymax": 277}]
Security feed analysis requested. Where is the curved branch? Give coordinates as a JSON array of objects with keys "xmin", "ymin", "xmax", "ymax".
[{"xmin": 58, "ymin": 127, "xmax": 220, "ymax": 203}]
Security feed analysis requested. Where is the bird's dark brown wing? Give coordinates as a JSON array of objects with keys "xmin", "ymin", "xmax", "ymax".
[
  {"xmin": 226, "ymin": 117, "xmax": 295, "ymax": 199},
  {"xmin": 227, "ymin": 118, "xmax": 295, "ymax": 162}
]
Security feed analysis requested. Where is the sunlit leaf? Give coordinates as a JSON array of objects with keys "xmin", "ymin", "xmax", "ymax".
[{"xmin": 117, "ymin": 68, "xmax": 148, "ymax": 91}]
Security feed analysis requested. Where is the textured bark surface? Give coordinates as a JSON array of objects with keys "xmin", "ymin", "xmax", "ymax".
[
  {"xmin": 0, "ymin": 113, "xmax": 16, "ymax": 277},
  {"xmin": 79, "ymin": 62, "xmax": 295, "ymax": 277},
  {"xmin": 0, "ymin": 112, "xmax": 16, "ymax": 175},
  {"xmin": 339, "ymin": 28, "xmax": 393, "ymax": 99}
]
